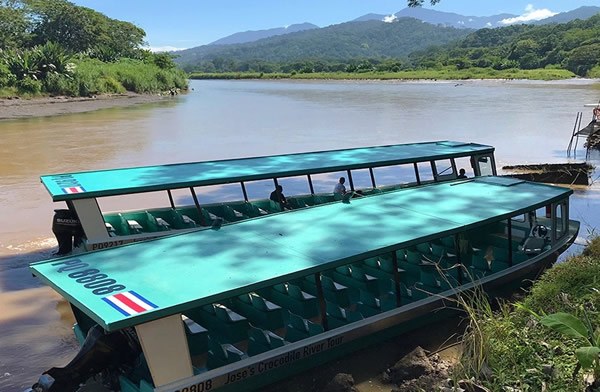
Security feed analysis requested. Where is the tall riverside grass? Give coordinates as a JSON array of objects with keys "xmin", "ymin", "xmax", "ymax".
[
  {"xmin": 42, "ymin": 58, "xmax": 188, "ymax": 96},
  {"xmin": 453, "ymin": 239, "xmax": 600, "ymax": 391},
  {"xmin": 190, "ymin": 67, "xmax": 577, "ymax": 81}
]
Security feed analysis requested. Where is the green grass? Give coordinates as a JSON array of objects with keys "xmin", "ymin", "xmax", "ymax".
[
  {"xmin": 455, "ymin": 238, "xmax": 600, "ymax": 391},
  {"xmin": 190, "ymin": 67, "xmax": 578, "ymax": 81}
]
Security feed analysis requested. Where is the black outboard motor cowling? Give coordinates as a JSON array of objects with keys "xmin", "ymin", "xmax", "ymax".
[
  {"xmin": 26, "ymin": 325, "xmax": 142, "ymax": 392},
  {"xmin": 52, "ymin": 209, "xmax": 84, "ymax": 255}
]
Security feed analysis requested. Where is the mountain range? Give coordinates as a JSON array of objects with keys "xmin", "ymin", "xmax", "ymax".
[
  {"xmin": 204, "ymin": 6, "xmax": 600, "ymax": 46},
  {"xmin": 174, "ymin": 6, "xmax": 600, "ymax": 69}
]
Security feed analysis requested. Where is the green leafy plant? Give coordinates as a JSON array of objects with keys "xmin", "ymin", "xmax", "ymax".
[{"xmin": 540, "ymin": 311, "xmax": 600, "ymax": 381}]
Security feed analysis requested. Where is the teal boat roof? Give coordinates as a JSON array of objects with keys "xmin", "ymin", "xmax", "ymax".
[
  {"xmin": 40, "ymin": 141, "xmax": 493, "ymax": 201},
  {"xmin": 31, "ymin": 177, "xmax": 570, "ymax": 331}
]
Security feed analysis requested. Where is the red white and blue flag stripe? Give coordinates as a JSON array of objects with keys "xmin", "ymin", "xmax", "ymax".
[
  {"xmin": 62, "ymin": 186, "xmax": 85, "ymax": 194},
  {"xmin": 103, "ymin": 291, "xmax": 158, "ymax": 316}
]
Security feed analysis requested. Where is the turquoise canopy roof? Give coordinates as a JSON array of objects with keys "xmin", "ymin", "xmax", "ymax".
[
  {"xmin": 40, "ymin": 141, "xmax": 493, "ymax": 201},
  {"xmin": 31, "ymin": 177, "xmax": 571, "ymax": 331}
]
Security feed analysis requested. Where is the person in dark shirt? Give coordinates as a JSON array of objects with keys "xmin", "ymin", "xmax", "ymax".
[
  {"xmin": 457, "ymin": 168, "xmax": 468, "ymax": 179},
  {"xmin": 270, "ymin": 185, "xmax": 290, "ymax": 210}
]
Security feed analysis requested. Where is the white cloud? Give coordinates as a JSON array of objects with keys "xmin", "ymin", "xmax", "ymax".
[
  {"xmin": 486, "ymin": 22, "xmax": 492, "ymax": 27},
  {"xmin": 148, "ymin": 46, "xmax": 187, "ymax": 53},
  {"xmin": 457, "ymin": 20, "xmax": 464, "ymax": 25},
  {"xmin": 499, "ymin": 4, "xmax": 558, "ymax": 25},
  {"xmin": 383, "ymin": 14, "xmax": 397, "ymax": 23}
]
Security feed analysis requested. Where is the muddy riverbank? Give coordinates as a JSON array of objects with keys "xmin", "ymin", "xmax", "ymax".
[{"xmin": 0, "ymin": 93, "xmax": 170, "ymax": 120}]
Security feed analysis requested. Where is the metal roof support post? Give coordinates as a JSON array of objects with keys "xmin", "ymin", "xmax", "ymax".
[
  {"xmin": 369, "ymin": 168, "xmax": 376, "ymax": 188},
  {"xmin": 167, "ymin": 190, "xmax": 175, "ymax": 209},
  {"xmin": 307, "ymin": 175, "xmax": 315, "ymax": 195},
  {"xmin": 241, "ymin": 182, "xmax": 249, "ymax": 202},
  {"xmin": 453, "ymin": 234, "xmax": 463, "ymax": 285},
  {"xmin": 413, "ymin": 163, "xmax": 421, "ymax": 185},
  {"xmin": 391, "ymin": 251, "xmax": 402, "ymax": 307},
  {"xmin": 347, "ymin": 170, "xmax": 354, "ymax": 192},
  {"xmin": 190, "ymin": 187, "xmax": 205, "ymax": 226},
  {"xmin": 507, "ymin": 219, "xmax": 513, "ymax": 267},
  {"xmin": 314, "ymin": 272, "xmax": 329, "ymax": 331}
]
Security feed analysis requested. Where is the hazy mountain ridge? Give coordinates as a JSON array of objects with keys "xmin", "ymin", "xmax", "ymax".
[
  {"xmin": 174, "ymin": 6, "xmax": 600, "ymax": 70},
  {"xmin": 210, "ymin": 23, "xmax": 319, "ymax": 45},
  {"xmin": 174, "ymin": 18, "xmax": 472, "ymax": 67}
]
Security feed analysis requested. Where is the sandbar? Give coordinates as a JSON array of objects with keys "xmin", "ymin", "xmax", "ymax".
[{"xmin": 0, "ymin": 93, "xmax": 169, "ymax": 120}]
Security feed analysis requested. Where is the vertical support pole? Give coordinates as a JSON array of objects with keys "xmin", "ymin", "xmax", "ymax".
[
  {"xmin": 167, "ymin": 190, "xmax": 175, "ymax": 209},
  {"xmin": 369, "ymin": 168, "xmax": 376, "ymax": 188},
  {"xmin": 314, "ymin": 272, "xmax": 329, "ymax": 331},
  {"xmin": 136, "ymin": 314, "xmax": 194, "ymax": 387},
  {"xmin": 454, "ymin": 234, "xmax": 463, "ymax": 284},
  {"xmin": 431, "ymin": 161, "xmax": 439, "ymax": 182},
  {"xmin": 190, "ymin": 187, "xmax": 205, "ymax": 226},
  {"xmin": 307, "ymin": 174, "xmax": 315, "ymax": 195},
  {"xmin": 346, "ymin": 169, "xmax": 354, "ymax": 191},
  {"xmin": 413, "ymin": 162, "xmax": 421, "ymax": 185},
  {"xmin": 241, "ymin": 182, "xmax": 248, "ymax": 202},
  {"xmin": 391, "ymin": 251, "xmax": 402, "ymax": 307},
  {"xmin": 507, "ymin": 218, "xmax": 513, "ymax": 267}
]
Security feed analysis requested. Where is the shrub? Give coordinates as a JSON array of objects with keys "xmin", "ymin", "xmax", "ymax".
[
  {"xmin": 16, "ymin": 77, "xmax": 42, "ymax": 94},
  {"xmin": 44, "ymin": 73, "xmax": 78, "ymax": 96}
]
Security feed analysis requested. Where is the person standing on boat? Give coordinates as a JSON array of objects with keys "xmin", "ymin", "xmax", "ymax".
[
  {"xmin": 334, "ymin": 177, "xmax": 347, "ymax": 194},
  {"xmin": 52, "ymin": 208, "xmax": 84, "ymax": 255},
  {"xmin": 457, "ymin": 168, "xmax": 468, "ymax": 179},
  {"xmin": 270, "ymin": 185, "xmax": 290, "ymax": 210}
]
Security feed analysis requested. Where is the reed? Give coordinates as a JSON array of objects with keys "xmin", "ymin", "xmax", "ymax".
[{"xmin": 451, "ymin": 239, "xmax": 600, "ymax": 391}]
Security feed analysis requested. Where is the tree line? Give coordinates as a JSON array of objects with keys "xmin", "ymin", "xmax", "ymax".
[{"xmin": 0, "ymin": 0, "xmax": 187, "ymax": 97}]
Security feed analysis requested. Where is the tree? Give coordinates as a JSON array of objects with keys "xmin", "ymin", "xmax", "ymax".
[
  {"xmin": 25, "ymin": 0, "xmax": 145, "ymax": 57},
  {"xmin": 0, "ymin": 0, "xmax": 31, "ymax": 50},
  {"xmin": 407, "ymin": 0, "xmax": 441, "ymax": 6}
]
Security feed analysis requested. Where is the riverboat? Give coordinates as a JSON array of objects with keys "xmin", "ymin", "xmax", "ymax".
[
  {"xmin": 28, "ymin": 175, "xmax": 578, "ymax": 392},
  {"xmin": 41, "ymin": 141, "xmax": 496, "ymax": 254}
]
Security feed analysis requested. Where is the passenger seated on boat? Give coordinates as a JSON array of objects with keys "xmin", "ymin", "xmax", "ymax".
[
  {"xmin": 457, "ymin": 168, "xmax": 467, "ymax": 179},
  {"xmin": 333, "ymin": 177, "xmax": 347, "ymax": 195},
  {"xmin": 269, "ymin": 185, "xmax": 290, "ymax": 210}
]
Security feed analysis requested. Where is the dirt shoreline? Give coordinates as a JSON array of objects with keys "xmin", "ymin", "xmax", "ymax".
[{"xmin": 0, "ymin": 93, "xmax": 170, "ymax": 120}]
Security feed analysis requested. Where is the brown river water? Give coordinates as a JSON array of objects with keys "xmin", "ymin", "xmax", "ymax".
[{"xmin": 1, "ymin": 79, "xmax": 600, "ymax": 391}]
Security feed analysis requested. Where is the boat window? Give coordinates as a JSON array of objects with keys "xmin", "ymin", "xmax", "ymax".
[
  {"xmin": 310, "ymin": 171, "xmax": 347, "ymax": 194},
  {"xmin": 454, "ymin": 157, "xmax": 475, "ymax": 178},
  {"xmin": 170, "ymin": 188, "xmax": 197, "ymax": 207},
  {"xmin": 245, "ymin": 179, "xmax": 278, "ymax": 201},
  {"xmin": 416, "ymin": 162, "xmax": 435, "ymax": 183},
  {"xmin": 476, "ymin": 155, "xmax": 494, "ymax": 176},
  {"xmin": 349, "ymin": 168, "xmax": 374, "ymax": 191},
  {"xmin": 277, "ymin": 176, "xmax": 311, "ymax": 196},
  {"xmin": 97, "ymin": 191, "xmax": 171, "ymax": 213},
  {"xmin": 433, "ymin": 159, "xmax": 454, "ymax": 180},
  {"xmin": 194, "ymin": 183, "xmax": 245, "ymax": 204},
  {"xmin": 511, "ymin": 214, "xmax": 527, "ymax": 223},
  {"xmin": 373, "ymin": 164, "xmax": 416, "ymax": 189}
]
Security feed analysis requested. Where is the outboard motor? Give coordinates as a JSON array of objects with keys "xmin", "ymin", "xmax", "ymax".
[
  {"xmin": 52, "ymin": 209, "xmax": 84, "ymax": 255},
  {"xmin": 26, "ymin": 324, "xmax": 141, "ymax": 392}
]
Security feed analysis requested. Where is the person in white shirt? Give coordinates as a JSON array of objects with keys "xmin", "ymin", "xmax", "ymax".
[{"xmin": 333, "ymin": 177, "xmax": 346, "ymax": 194}]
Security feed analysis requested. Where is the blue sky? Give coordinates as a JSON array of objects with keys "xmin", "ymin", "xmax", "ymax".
[{"xmin": 71, "ymin": 1, "xmax": 598, "ymax": 51}]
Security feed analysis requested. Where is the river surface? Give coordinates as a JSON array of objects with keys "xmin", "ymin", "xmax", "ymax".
[{"xmin": 1, "ymin": 79, "xmax": 600, "ymax": 391}]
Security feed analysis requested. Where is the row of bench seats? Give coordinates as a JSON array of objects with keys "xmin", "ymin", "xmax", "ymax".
[{"xmin": 102, "ymin": 183, "xmax": 427, "ymax": 237}]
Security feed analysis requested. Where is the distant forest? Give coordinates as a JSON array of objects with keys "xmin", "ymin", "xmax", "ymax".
[
  {"xmin": 0, "ymin": 0, "xmax": 186, "ymax": 97},
  {"xmin": 182, "ymin": 14, "xmax": 600, "ymax": 78}
]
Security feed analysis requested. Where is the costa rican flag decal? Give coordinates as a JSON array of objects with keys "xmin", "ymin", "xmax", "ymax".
[
  {"xmin": 62, "ymin": 186, "xmax": 85, "ymax": 194},
  {"xmin": 103, "ymin": 291, "xmax": 158, "ymax": 316}
]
